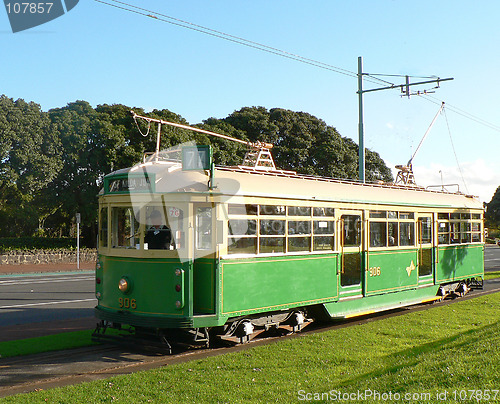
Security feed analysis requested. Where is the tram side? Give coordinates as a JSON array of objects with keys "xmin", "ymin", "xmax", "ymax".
[
  {"xmin": 94, "ymin": 165, "xmax": 484, "ymax": 345},
  {"xmin": 218, "ymin": 196, "xmax": 484, "ymax": 321}
]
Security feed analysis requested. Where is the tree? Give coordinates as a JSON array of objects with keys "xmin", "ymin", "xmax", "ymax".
[
  {"xmin": 0, "ymin": 95, "xmax": 62, "ymax": 236},
  {"xmin": 485, "ymin": 186, "xmax": 500, "ymax": 229},
  {"xmin": 216, "ymin": 106, "xmax": 393, "ymax": 182}
]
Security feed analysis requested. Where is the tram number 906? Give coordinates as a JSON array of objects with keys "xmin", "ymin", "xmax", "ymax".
[
  {"xmin": 369, "ymin": 266, "xmax": 381, "ymax": 277},
  {"xmin": 118, "ymin": 297, "xmax": 137, "ymax": 309}
]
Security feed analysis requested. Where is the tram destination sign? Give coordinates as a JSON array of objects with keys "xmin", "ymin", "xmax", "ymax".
[
  {"xmin": 105, "ymin": 173, "xmax": 155, "ymax": 194},
  {"xmin": 182, "ymin": 145, "xmax": 212, "ymax": 171}
]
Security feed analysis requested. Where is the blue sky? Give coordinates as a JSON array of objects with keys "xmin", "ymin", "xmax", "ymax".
[{"xmin": 1, "ymin": 0, "xmax": 499, "ymax": 202}]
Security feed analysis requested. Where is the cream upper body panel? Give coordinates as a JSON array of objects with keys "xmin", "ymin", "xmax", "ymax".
[{"xmin": 104, "ymin": 161, "xmax": 483, "ymax": 211}]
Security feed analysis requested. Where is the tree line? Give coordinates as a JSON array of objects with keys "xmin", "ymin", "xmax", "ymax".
[{"xmin": 0, "ymin": 95, "xmax": 394, "ymax": 246}]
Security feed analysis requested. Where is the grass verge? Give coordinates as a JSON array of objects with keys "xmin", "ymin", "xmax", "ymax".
[
  {"xmin": 485, "ymin": 270, "xmax": 500, "ymax": 280},
  {"xmin": 3, "ymin": 292, "xmax": 500, "ymax": 403},
  {"xmin": 0, "ymin": 330, "xmax": 95, "ymax": 359}
]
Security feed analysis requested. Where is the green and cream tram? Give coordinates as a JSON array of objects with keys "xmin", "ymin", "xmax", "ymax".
[{"xmin": 94, "ymin": 135, "xmax": 484, "ymax": 347}]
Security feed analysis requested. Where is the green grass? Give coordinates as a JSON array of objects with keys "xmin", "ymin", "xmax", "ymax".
[
  {"xmin": 0, "ymin": 330, "xmax": 95, "ymax": 359},
  {"xmin": 3, "ymin": 292, "xmax": 500, "ymax": 403},
  {"xmin": 485, "ymin": 270, "xmax": 500, "ymax": 280}
]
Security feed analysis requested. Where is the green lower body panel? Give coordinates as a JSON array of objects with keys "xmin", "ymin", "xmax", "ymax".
[
  {"xmin": 365, "ymin": 249, "xmax": 419, "ymax": 295},
  {"xmin": 436, "ymin": 244, "xmax": 484, "ymax": 282},
  {"xmin": 221, "ymin": 254, "xmax": 339, "ymax": 316},
  {"xmin": 323, "ymin": 285, "xmax": 440, "ymax": 319}
]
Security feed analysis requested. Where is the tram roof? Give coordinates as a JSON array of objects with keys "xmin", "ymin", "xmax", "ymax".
[{"xmin": 104, "ymin": 161, "xmax": 483, "ymax": 210}]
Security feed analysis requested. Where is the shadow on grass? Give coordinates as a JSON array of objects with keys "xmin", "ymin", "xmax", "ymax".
[{"xmin": 337, "ymin": 320, "xmax": 500, "ymax": 389}]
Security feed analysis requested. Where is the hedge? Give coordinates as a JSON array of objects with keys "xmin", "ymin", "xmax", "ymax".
[{"xmin": 0, "ymin": 237, "xmax": 78, "ymax": 252}]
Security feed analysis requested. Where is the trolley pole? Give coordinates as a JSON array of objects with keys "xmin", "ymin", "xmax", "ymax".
[{"xmin": 356, "ymin": 57, "xmax": 453, "ymax": 184}]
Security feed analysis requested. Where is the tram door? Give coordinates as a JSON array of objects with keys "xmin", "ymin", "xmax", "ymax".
[
  {"xmin": 193, "ymin": 203, "xmax": 216, "ymax": 314},
  {"xmin": 417, "ymin": 214, "xmax": 434, "ymax": 281},
  {"xmin": 339, "ymin": 212, "xmax": 363, "ymax": 293}
]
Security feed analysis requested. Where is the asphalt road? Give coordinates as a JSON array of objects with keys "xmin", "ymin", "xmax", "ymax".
[
  {"xmin": 0, "ymin": 245, "xmax": 499, "ymax": 329},
  {"xmin": 0, "ymin": 271, "xmax": 95, "ymax": 327},
  {"xmin": 484, "ymin": 244, "xmax": 500, "ymax": 272}
]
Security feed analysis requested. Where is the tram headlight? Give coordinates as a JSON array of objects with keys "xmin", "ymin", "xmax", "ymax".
[{"xmin": 118, "ymin": 277, "xmax": 131, "ymax": 293}]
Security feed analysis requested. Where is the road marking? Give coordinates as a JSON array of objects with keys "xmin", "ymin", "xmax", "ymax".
[
  {"xmin": 0, "ymin": 276, "xmax": 93, "ymax": 286},
  {"xmin": 0, "ymin": 298, "xmax": 96, "ymax": 309}
]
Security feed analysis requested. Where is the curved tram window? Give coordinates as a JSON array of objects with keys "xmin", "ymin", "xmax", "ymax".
[
  {"xmin": 112, "ymin": 207, "xmax": 140, "ymax": 248},
  {"xmin": 107, "ymin": 205, "xmax": 184, "ymax": 250},
  {"xmin": 100, "ymin": 207, "xmax": 108, "ymax": 248}
]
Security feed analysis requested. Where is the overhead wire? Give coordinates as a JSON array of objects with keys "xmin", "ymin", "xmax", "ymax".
[
  {"xmin": 96, "ymin": 0, "xmax": 500, "ymax": 142},
  {"xmin": 419, "ymin": 94, "xmax": 500, "ymax": 133},
  {"xmin": 94, "ymin": 0, "xmax": 402, "ymax": 88},
  {"xmin": 442, "ymin": 107, "xmax": 469, "ymax": 194}
]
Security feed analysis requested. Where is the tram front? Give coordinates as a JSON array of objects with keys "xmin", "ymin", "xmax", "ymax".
[{"xmin": 93, "ymin": 160, "xmax": 221, "ymax": 348}]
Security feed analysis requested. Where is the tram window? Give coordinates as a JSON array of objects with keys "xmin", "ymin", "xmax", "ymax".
[
  {"xmin": 228, "ymin": 219, "xmax": 257, "ymax": 236},
  {"xmin": 370, "ymin": 211, "xmax": 386, "ymax": 219},
  {"xmin": 228, "ymin": 237, "xmax": 257, "ymax": 254},
  {"xmin": 313, "ymin": 220, "xmax": 335, "ymax": 235},
  {"xmin": 144, "ymin": 206, "xmax": 183, "ymax": 250},
  {"xmin": 450, "ymin": 213, "xmax": 461, "ymax": 220},
  {"xmin": 288, "ymin": 206, "xmax": 311, "ymax": 216},
  {"xmin": 313, "ymin": 207, "xmax": 334, "ymax": 217},
  {"xmin": 196, "ymin": 207, "xmax": 212, "ymax": 250},
  {"xmin": 112, "ymin": 207, "xmax": 139, "ymax": 248},
  {"xmin": 100, "ymin": 207, "xmax": 108, "ymax": 248},
  {"xmin": 438, "ymin": 212, "xmax": 449, "ymax": 220},
  {"xmin": 388, "ymin": 211, "xmax": 398, "ymax": 219},
  {"xmin": 260, "ymin": 219, "xmax": 285, "ymax": 235},
  {"xmin": 388, "ymin": 222, "xmax": 398, "ymax": 246},
  {"xmin": 260, "ymin": 205, "xmax": 286, "ymax": 215},
  {"xmin": 472, "ymin": 213, "xmax": 481, "ymax": 220},
  {"xmin": 341, "ymin": 253, "xmax": 361, "ymax": 287},
  {"xmin": 400, "ymin": 212, "xmax": 414, "ymax": 220},
  {"xmin": 418, "ymin": 218, "xmax": 432, "ymax": 244},
  {"xmin": 342, "ymin": 215, "xmax": 361, "ymax": 247},
  {"xmin": 399, "ymin": 222, "xmax": 414, "ymax": 246},
  {"xmin": 370, "ymin": 222, "xmax": 387, "ymax": 247},
  {"xmin": 472, "ymin": 222, "xmax": 481, "ymax": 242},
  {"xmin": 461, "ymin": 222, "xmax": 471, "ymax": 243},
  {"xmin": 228, "ymin": 204, "xmax": 258, "ymax": 216},
  {"xmin": 450, "ymin": 222, "xmax": 460, "ymax": 244},
  {"xmin": 260, "ymin": 237, "xmax": 285, "ymax": 253},
  {"xmin": 288, "ymin": 237, "xmax": 311, "ymax": 252},
  {"xmin": 438, "ymin": 222, "xmax": 450, "ymax": 244},
  {"xmin": 288, "ymin": 220, "xmax": 311, "ymax": 235},
  {"xmin": 313, "ymin": 236, "xmax": 334, "ymax": 251}
]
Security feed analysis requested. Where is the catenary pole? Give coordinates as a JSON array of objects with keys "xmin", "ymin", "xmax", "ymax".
[
  {"xmin": 356, "ymin": 57, "xmax": 453, "ymax": 184},
  {"xmin": 357, "ymin": 56, "xmax": 365, "ymax": 182}
]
